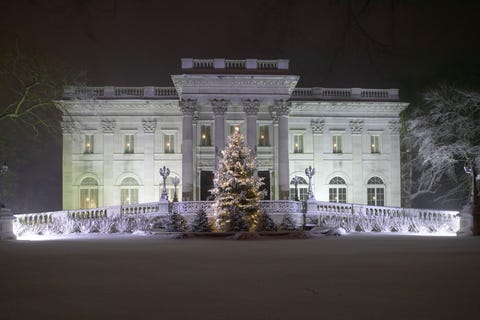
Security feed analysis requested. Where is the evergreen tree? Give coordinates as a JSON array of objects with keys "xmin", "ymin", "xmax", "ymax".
[
  {"xmin": 279, "ymin": 214, "xmax": 297, "ymax": 231},
  {"xmin": 191, "ymin": 208, "xmax": 212, "ymax": 232},
  {"xmin": 211, "ymin": 129, "xmax": 264, "ymax": 232},
  {"xmin": 256, "ymin": 210, "xmax": 277, "ymax": 232},
  {"xmin": 166, "ymin": 212, "xmax": 188, "ymax": 232}
]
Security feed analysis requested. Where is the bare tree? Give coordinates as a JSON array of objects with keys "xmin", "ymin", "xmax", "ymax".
[
  {"xmin": 406, "ymin": 85, "xmax": 480, "ymax": 233},
  {"xmin": 0, "ymin": 40, "xmax": 78, "ymax": 135}
]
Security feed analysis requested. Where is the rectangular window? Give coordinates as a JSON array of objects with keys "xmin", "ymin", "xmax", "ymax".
[
  {"xmin": 124, "ymin": 135, "xmax": 134, "ymax": 154},
  {"xmin": 200, "ymin": 125, "xmax": 212, "ymax": 146},
  {"xmin": 164, "ymin": 134, "xmax": 174, "ymax": 153},
  {"xmin": 332, "ymin": 135, "xmax": 342, "ymax": 153},
  {"xmin": 367, "ymin": 188, "xmax": 385, "ymax": 206},
  {"xmin": 258, "ymin": 125, "xmax": 270, "ymax": 146},
  {"xmin": 80, "ymin": 188, "xmax": 98, "ymax": 209},
  {"xmin": 121, "ymin": 188, "xmax": 139, "ymax": 205},
  {"xmin": 329, "ymin": 188, "xmax": 347, "ymax": 203},
  {"xmin": 371, "ymin": 135, "xmax": 380, "ymax": 153},
  {"xmin": 84, "ymin": 135, "xmax": 94, "ymax": 154},
  {"xmin": 293, "ymin": 134, "xmax": 303, "ymax": 153}
]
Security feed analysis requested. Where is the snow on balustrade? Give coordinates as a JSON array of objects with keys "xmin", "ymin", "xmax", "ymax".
[
  {"xmin": 121, "ymin": 202, "xmax": 164, "ymax": 216},
  {"xmin": 306, "ymin": 200, "xmax": 459, "ymax": 234},
  {"xmin": 63, "ymin": 86, "xmax": 178, "ymax": 99}
]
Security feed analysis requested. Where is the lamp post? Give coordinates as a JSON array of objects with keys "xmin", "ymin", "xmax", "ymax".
[
  {"xmin": 159, "ymin": 166, "xmax": 170, "ymax": 200},
  {"xmin": 171, "ymin": 176, "xmax": 180, "ymax": 202},
  {"xmin": 292, "ymin": 175, "xmax": 300, "ymax": 201},
  {"xmin": 0, "ymin": 162, "xmax": 8, "ymax": 208},
  {"xmin": 305, "ymin": 166, "xmax": 315, "ymax": 200}
]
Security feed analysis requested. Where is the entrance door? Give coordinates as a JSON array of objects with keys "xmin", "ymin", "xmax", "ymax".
[{"xmin": 200, "ymin": 171, "xmax": 214, "ymax": 200}]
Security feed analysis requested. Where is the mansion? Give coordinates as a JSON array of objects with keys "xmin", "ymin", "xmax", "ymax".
[{"xmin": 58, "ymin": 58, "xmax": 408, "ymax": 210}]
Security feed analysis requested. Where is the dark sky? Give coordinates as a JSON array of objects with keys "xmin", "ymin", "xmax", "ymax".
[{"xmin": 1, "ymin": 0, "xmax": 479, "ymax": 212}]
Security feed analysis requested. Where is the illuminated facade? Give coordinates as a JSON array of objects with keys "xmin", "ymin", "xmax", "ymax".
[{"xmin": 58, "ymin": 58, "xmax": 408, "ymax": 210}]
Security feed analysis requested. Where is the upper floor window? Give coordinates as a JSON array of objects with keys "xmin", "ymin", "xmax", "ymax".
[
  {"xmin": 371, "ymin": 135, "xmax": 380, "ymax": 153},
  {"xmin": 84, "ymin": 135, "xmax": 94, "ymax": 154},
  {"xmin": 200, "ymin": 125, "xmax": 212, "ymax": 146},
  {"xmin": 258, "ymin": 125, "xmax": 270, "ymax": 146},
  {"xmin": 164, "ymin": 134, "xmax": 175, "ymax": 153},
  {"xmin": 332, "ymin": 135, "xmax": 342, "ymax": 153},
  {"xmin": 293, "ymin": 134, "xmax": 304, "ymax": 153},
  {"xmin": 124, "ymin": 135, "xmax": 134, "ymax": 154}
]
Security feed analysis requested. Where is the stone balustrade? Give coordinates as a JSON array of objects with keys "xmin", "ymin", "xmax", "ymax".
[
  {"xmin": 63, "ymin": 86, "xmax": 178, "ymax": 99},
  {"xmin": 181, "ymin": 58, "xmax": 289, "ymax": 70},
  {"xmin": 292, "ymin": 87, "xmax": 399, "ymax": 101}
]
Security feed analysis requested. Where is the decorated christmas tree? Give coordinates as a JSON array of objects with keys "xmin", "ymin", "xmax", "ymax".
[{"xmin": 211, "ymin": 129, "xmax": 264, "ymax": 232}]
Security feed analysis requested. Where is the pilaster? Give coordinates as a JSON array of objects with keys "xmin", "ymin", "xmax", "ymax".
[
  {"xmin": 350, "ymin": 120, "xmax": 364, "ymax": 203},
  {"xmin": 275, "ymin": 99, "xmax": 290, "ymax": 200},
  {"xmin": 102, "ymin": 119, "xmax": 116, "ymax": 206},
  {"xmin": 212, "ymin": 99, "xmax": 229, "ymax": 169},
  {"xmin": 242, "ymin": 99, "xmax": 260, "ymax": 150},
  {"xmin": 61, "ymin": 120, "xmax": 74, "ymax": 209},
  {"xmin": 180, "ymin": 99, "xmax": 196, "ymax": 201},
  {"xmin": 142, "ymin": 120, "xmax": 156, "ymax": 202}
]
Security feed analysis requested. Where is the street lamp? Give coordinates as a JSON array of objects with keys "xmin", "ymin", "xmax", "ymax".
[
  {"xmin": 159, "ymin": 166, "xmax": 170, "ymax": 200},
  {"xmin": 0, "ymin": 162, "xmax": 8, "ymax": 207},
  {"xmin": 171, "ymin": 176, "xmax": 180, "ymax": 202},
  {"xmin": 305, "ymin": 166, "xmax": 315, "ymax": 200}
]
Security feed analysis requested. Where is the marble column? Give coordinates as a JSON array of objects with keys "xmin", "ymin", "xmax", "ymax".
[
  {"xmin": 142, "ymin": 120, "xmax": 156, "ymax": 202},
  {"xmin": 61, "ymin": 120, "xmax": 74, "ymax": 209},
  {"xmin": 275, "ymin": 100, "xmax": 290, "ymax": 200},
  {"xmin": 350, "ymin": 120, "xmax": 364, "ymax": 203},
  {"xmin": 180, "ymin": 99, "xmax": 196, "ymax": 201},
  {"xmin": 242, "ymin": 99, "xmax": 260, "ymax": 150},
  {"xmin": 101, "ymin": 119, "xmax": 116, "ymax": 207},
  {"xmin": 212, "ymin": 99, "xmax": 228, "ymax": 169}
]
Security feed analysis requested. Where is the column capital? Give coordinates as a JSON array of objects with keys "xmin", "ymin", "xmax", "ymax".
[
  {"xmin": 142, "ymin": 119, "xmax": 157, "ymax": 133},
  {"xmin": 242, "ymin": 99, "xmax": 260, "ymax": 116},
  {"xmin": 211, "ymin": 98, "xmax": 229, "ymax": 115},
  {"xmin": 179, "ymin": 99, "xmax": 197, "ymax": 115},
  {"xmin": 101, "ymin": 119, "xmax": 116, "ymax": 133},
  {"xmin": 274, "ymin": 99, "xmax": 290, "ymax": 116},
  {"xmin": 311, "ymin": 119, "xmax": 325, "ymax": 134},
  {"xmin": 349, "ymin": 120, "xmax": 364, "ymax": 134}
]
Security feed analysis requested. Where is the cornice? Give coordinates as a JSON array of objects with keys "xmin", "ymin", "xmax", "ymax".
[{"xmin": 290, "ymin": 101, "xmax": 409, "ymax": 114}]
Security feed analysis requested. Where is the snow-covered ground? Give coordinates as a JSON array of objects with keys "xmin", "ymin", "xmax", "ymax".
[{"xmin": 1, "ymin": 233, "xmax": 479, "ymax": 320}]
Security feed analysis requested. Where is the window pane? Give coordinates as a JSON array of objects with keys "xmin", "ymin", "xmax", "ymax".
[
  {"xmin": 333, "ymin": 135, "xmax": 342, "ymax": 153},
  {"xmin": 164, "ymin": 135, "xmax": 174, "ymax": 153},
  {"xmin": 84, "ymin": 135, "xmax": 94, "ymax": 154},
  {"xmin": 200, "ymin": 125, "xmax": 211, "ymax": 146},
  {"xmin": 124, "ymin": 135, "xmax": 134, "ymax": 154},
  {"xmin": 80, "ymin": 189, "xmax": 89, "ymax": 209},
  {"xmin": 338, "ymin": 188, "xmax": 347, "ymax": 203},
  {"xmin": 259, "ymin": 125, "xmax": 270, "ymax": 146},
  {"xmin": 367, "ymin": 188, "xmax": 376, "ymax": 205},
  {"xmin": 329, "ymin": 188, "xmax": 337, "ymax": 202},
  {"xmin": 376, "ymin": 188, "xmax": 385, "ymax": 206},
  {"xmin": 293, "ymin": 135, "xmax": 303, "ymax": 153},
  {"xmin": 371, "ymin": 135, "xmax": 380, "ymax": 153}
]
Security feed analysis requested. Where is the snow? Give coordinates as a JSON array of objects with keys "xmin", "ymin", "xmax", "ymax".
[{"xmin": 1, "ymin": 234, "xmax": 480, "ymax": 320}]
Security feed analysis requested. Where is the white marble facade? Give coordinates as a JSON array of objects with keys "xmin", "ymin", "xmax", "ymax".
[{"xmin": 58, "ymin": 58, "xmax": 408, "ymax": 210}]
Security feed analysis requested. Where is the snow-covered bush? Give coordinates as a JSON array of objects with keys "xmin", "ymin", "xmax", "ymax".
[
  {"xmin": 97, "ymin": 217, "xmax": 116, "ymax": 233},
  {"xmin": 114, "ymin": 216, "xmax": 132, "ymax": 233},
  {"xmin": 191, "ymin": 208, "xmax": 212, "ymax": 232},
  {"xmin": 357, "ymin": 215, "xmax": 375, "ymax": 232},
  {"xmin": 278, "ymin": 214, "xmax": 297, "ymax": 231},
  {"xmin": 320, "ymin": 215, "xmax": 341, "ymax": 229},
  {"xmin": 166, "ymin": 212, "xmax": 188, "ymax": 232},
  {"xmin": 256, "ymin": 210, "xmax": 277, "ymax": 232},
  {"xmin": 306, "ymin": 216, "xmax": 319, "ymax": 226},
  {"xmin": 340, "ymin": 215, "xmax": 358, "ymax": 232},
  {"xmin": 374, "ymin": 215, "xmax": 394, "ymax": 232},
  {"xmin": 77, "ymin": 219, "xmax": 97, "ymax": 234},
  {"xmin": 133, "ymin": 216, "xmax": 152, "ymax": 232},
  {"xmin": 392, "ymin": 216, "xmax": 411, "ymax": 233}
]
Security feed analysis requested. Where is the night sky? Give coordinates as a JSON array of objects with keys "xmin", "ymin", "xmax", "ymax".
[{"xmin": 1, "ymin": 0, "xmax": 479, "ymax": 213}]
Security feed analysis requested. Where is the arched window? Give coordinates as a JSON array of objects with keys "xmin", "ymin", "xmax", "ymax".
[
  {"xmin": 367, "ymin": 176, "xmax": 385, "ymax": 206},
  {"xmin": 80, "ymin": 177, "xmax": 98, "ymax": 209},
  {"xmin": 120, "ymin": 177, "xmax": 139, "ymax": 205},
  {"xmin": 329, "ymin": 177, "xmax": 347, "ymax": 203},
  {"xmin": 289, "ymin": 176, "xmax": 308, "ymax": 201}
]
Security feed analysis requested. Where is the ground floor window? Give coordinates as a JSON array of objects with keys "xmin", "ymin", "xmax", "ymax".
[
  {"xmin": 329, "ymin": 176, "xmax": 347, "ymax": 203},
  {"xmin": 289, "ymin": 176, "xmax": 308, "ymax": 201},
  {"xmin": 80, "ymin": 177, "xmax": 99, "ymax": 209},
  {"xmin": 367, "ymin": 176, "xmax": 385, "ymax": 206},
  {"xmin": 120, "ymin": 177, "xmax": 139, "ymax": 205}
]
